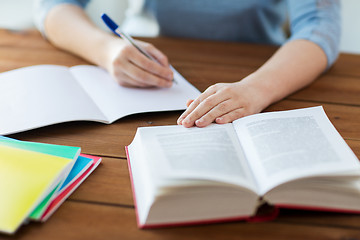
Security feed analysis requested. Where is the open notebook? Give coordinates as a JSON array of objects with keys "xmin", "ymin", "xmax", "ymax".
[{"xmin": 0, "ymin": 64, "xmax": 200, "ymax": 135}]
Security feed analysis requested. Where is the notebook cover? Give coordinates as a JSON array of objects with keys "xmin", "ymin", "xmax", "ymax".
[
  {"xmin": 57, "ymin": 155, "xmax": 93, "ymax": 194},
  {"xmin": 0, "ymin": 143, "xmax": 78, "ymax": 234},
  {"xmin": 40, "ymin": 154, "xmax": 102, "ymax": 221}
]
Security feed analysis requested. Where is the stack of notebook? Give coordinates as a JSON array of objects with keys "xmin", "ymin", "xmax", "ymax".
[{"xmin": 0, "ymin": 136, "xmax": 102, "ymax": 234}]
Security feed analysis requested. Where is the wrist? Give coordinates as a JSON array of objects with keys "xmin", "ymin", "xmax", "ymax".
[
  {"xmin": 93, "ymin": 35, "xmax": 125, "ymax": 70},
  {"xmin": 238, "ymin": 71, "xmax": 279, "ymax": 112}
]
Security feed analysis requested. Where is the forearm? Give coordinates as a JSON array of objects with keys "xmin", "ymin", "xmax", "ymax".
[
  {"xmin": 178, "ymin": 39, "xmax": 328, "ymax": 127},
  {"xmin": 248, "ymin": 39, "xmax": 327, "ymax": 109},
  {"xmin": 44, "ymin": 4, "xmax": 118, "ymax": 68},
  {"xmin": 44, "ymin": 4, "xmax": 173, "ymax": 87}
]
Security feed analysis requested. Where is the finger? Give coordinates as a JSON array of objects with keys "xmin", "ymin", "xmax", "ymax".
[
  {"xmin": 113, "ymin": 67, "xmax": 151, "ymax": 87},
  {"xmin": 126, "ymin": 44, "xmax": 173, "ymax": 82},
  {"xmin": 194, "ymin": 99, "xmax": 238, "ymax": 127},
  {"xmin": 215, "ymin": 108, "xmax": 248, "ymax": 124},
  {"xmin": 112, "ymin": 57, "xmax": 155, "ymax": 87},
  {"xmin": 181, "ymin": 92, "xmax": 230, "ymax": 128},
  {"xmin": 177, "ymin": 99, "xmax": 194, "ymax": 124},
  {"xmin": 186, "ymin": 99, "xmax": 194, "ymax": 107},
  {"xmin": 178, "ymin": 85, "xmax": 219, "ymax": 124},
  {"xmin": 137, "ymin": 41, "xmax": 170, "ymax": 67},
  {"xmin": 123, "ymin": 60, "xmax": 173, "ymax": 88}
]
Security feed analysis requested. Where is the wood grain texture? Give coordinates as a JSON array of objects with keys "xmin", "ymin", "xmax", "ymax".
[
  {"xmin": 0, "ymin": 29, "xmax": 360, "ymax": 239},
  {"xmin": 68, "ymin": 156, "xmax": 134, "ymax": 206},
  {"xmin": 2, "ymin": 201, "xmax": 360, "ymax": 240}
]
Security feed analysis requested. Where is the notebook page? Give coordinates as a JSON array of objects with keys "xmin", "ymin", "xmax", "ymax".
[
  {"xmin": 70, "ymin": 65, "xmax": 200, "ymax": 122},
  {"xmin": 0, "ymin": 65, "xmax": 106, "ymax": 135}
]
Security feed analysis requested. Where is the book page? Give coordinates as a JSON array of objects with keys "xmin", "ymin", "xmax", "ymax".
[
  {"xmin": 136, "ymin": 124, "xmax": 258, "ymax": 191},
  {"xmin": 232, "ymin": 107, "xmax": 360, "ymax": 194},
  {"xmin": 0, "ymin": 65, "xmax": 106, "ymax": 135},
  {"xmin": 70, "ymin": 65, "xmax": 200, "ymax": 122}
]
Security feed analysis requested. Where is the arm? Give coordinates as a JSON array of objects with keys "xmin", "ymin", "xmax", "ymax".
[
  {"xmin": 178, "ymin": 0, "xmax": 340, "ymax": 128},
  {"xmin": 37, "ymin": 2, "xmax": 173, "ymax": 87},
  {"xmin": 178, "ymin": 40, "xmax": 327, "ymax": 127}
]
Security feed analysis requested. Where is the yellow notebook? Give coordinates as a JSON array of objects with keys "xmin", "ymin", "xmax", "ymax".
[{"xmin": 0, "ymin": 141, "xmax": 79, "ymax": 234}]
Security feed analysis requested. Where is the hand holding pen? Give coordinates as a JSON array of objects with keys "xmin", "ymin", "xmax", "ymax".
[{"xmin": 101, "ymin": 13, "xmax": 174, "ymax": 88}]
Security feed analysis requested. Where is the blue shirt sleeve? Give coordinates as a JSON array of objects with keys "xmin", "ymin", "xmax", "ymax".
[
  {"xmin": 287, "ymin": 0, "xmax": 341, "ymax": 68},
  {"xmin": 33, "ymin": 0, "xmax": 90, "ymax": 36}
]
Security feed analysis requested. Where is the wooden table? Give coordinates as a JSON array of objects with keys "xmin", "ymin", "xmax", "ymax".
[{"xmin": 0, "ymin": 29, "xmax": 360, "ymax": 240}]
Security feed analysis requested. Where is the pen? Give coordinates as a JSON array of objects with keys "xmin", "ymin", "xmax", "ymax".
[{"xmin": 101, "ymin": 13, "xmax": 176, "ymax": 84}]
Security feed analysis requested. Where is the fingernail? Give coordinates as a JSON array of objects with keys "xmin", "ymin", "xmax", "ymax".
[
  {"xmin": 183, "ymin": 118, "xmax": 190, "ymax": 125},
  {"xmin": 177, "ymin": 117, "xmax": 183, "ymax": 124},
  {"xmin": 195, "ymin": 118, "xmax": 204, "ymax": 126}
]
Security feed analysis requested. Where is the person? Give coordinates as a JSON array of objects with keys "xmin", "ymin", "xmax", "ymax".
[{"xmin": 34, "ymin": 0, "xmax": 341, "ymax": 128}]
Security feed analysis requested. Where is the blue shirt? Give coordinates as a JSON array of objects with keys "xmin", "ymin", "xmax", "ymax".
[{"xmin": 34, "ymin": 0, "xmax": 341, "ymax": 67}]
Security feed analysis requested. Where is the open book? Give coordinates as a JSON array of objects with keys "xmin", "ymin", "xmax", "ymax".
[
  {"xmin": 0, "ymin": 65, "xmax": 200, "ymax": 135},
  {"xmin": 126, "ymin": 106, "xmax": 360, "ymax": 228}
]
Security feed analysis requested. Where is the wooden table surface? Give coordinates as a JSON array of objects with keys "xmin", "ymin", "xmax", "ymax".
[{"xmin": 0, "ymin": 29, "xmax": 360, "ymax": 240}]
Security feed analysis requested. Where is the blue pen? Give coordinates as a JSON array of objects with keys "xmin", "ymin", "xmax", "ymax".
[{"xmin": 101, "ymin": 13, "xmax": 176, "ymax": 83}]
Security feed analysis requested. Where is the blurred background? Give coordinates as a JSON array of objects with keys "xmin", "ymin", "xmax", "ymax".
[{"xmin": 0, "ymin": 0, "xmax": 358, "ymax": 54}]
